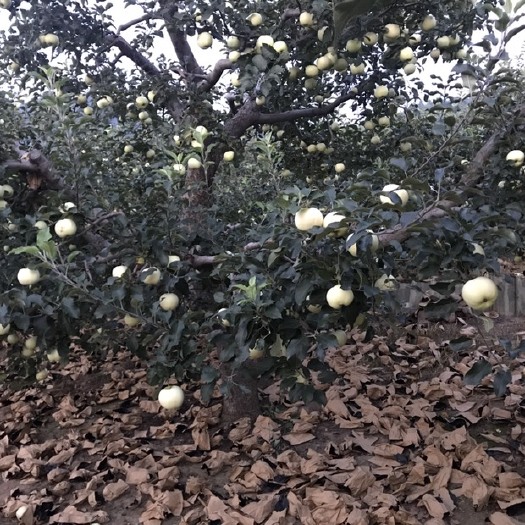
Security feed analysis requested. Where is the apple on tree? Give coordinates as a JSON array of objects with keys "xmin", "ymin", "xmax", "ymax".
[
  {"xmin": 159, "ymin": 293, "xmax": 180, "ymax": 311},
  {"xmin": 461, "ymin": 276, "xmax": 498, "ymax": 311},
  {"xmin": 54, "ymin": 218, "xmax": 77, "ymax": 238},
  {"xmin": 158, "ymin": 386, "xmax": 184, "ymax": 409},
  {"xmin": 326, "ymin": 285, "xmax": 354, "ymax": 309},
  {"xmin": 506, "ymin": 150, "xmax": 524, "ymax": 167},
  {"xmin": 17, "ymin": 268, "xmax": 41, "ymax": 285},
  {"xmin": 294, "ymin": 207, "xmax": 323, "ymax": 231}
]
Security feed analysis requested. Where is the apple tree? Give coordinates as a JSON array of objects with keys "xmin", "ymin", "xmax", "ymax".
[{"xmin": 0, "ymin": 0, "xmax": 524, "ymax": 420}]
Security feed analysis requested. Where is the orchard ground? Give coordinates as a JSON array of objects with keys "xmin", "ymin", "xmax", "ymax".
[{"xmin": 1, "ymin": 309, "xmax": 525, "ymax": 524}]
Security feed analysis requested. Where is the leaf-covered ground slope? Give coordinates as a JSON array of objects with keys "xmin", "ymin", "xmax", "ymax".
[{"xmin": 1, "ymin": 318, "xmax": 525, "ymax": 525}]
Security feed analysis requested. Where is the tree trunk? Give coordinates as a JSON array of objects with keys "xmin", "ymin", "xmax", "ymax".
[{"xmin": 220, "ymin": 363, "xmax": 262, "ymax": 426}]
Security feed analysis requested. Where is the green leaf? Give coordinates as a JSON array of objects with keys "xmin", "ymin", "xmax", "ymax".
[
  {"xmin": 61, "ymin": 297, "xmax": 80, "ymax": 319},
  {"xmin": 333, "ymin": 0, "xmax": 376, "ymax": 43},
  {"xmin": 9, "ymin": 246, "xmax": 41, "ymax": 256},
  {"xmin": 36, "ymin": 227, "xmax": 52, "ymax": 247},
  {"xmin": 40, "ymin": 240, "xmax": 58, "ymax": 261},
  {"xmin": 448, "ymin": 336, "xmax": 473, "ymax": 353},
  {"xmin": 493, "ymin": 369, "xmax": 511, "ymax": 397},
  {"xmin": 464, "ymin": 359, "xmax": 492, "ymax": 386},
  {"xmin": 252, "ymin": 54, "xmax": 268, "ymax": 71}
]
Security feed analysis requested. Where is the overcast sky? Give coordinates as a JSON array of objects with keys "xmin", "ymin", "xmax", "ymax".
[{"xmin": 1, "ymin": 1, "xmax": 523, "ymax": 95}]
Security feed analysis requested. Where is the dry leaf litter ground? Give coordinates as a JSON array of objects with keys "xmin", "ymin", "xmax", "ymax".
[{"xmin": 1, "ymin": 315, "xmax": 525, "ymax": 525}]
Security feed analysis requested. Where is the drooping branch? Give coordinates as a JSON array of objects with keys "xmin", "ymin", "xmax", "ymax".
[{"xmin": 255, "ymin": 92, "xmax": 356, "ymax": 125}]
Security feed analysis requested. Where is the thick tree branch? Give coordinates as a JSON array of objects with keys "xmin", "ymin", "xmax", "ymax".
[
  {"xmin": 377, "ymin": 200, "xmax": 457, "ymax": 246},
  {"xmin": 102, "ymin": 33, "xmax": 161, "ymax": 76},
  {"xmin": 117, "ymin": 13, "xmax": 158, "ymax": 34},
  {"xmin": 199, "ymin": 59, "xmax": 234, "ymax": 91},
  {"xmin": 256, "ymin": 92, "xmax": 356, "ymax": 125},
  {"xmin": 2, "ymin": 149, "xmax": 64, "ymax": 191}
]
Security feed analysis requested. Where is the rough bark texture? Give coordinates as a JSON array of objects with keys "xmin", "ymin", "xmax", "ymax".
[{"xmin": 220, "ymin": 364, "xmax": 262, "ymax": 426}]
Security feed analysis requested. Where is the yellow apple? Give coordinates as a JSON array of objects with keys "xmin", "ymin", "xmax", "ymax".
[
  {"xmin": 305, "ymin": 65, "xmax": 319, "ymax": 78},
  {"xmin": 54, "ymin": 218, "xmax": 77, "ymax": 238},
  {"xmin": 0, "ymin": 0, "xmax": 12, "ymax": 8},
  {"xmin": 461, "ymin": 276, "xmax": 498, "ymax": 311},
  {"xmin": 140, "ymin": 267, "xmax": 161, "ymax": 285},
  {"xmin": 226, "ymin": 35, "xmax": 240, "ymax": 49},
  {"xmin": 112, "ymin": 265, "xmax": 128, "ymax": 278},
  {"xmin": 304, "ymin": 78, "xmax": 318, "ymax": 90},
  {"xmin": 124, "ymin": 314, "xmax": 140, "ymax": 327},
  {"xmin": 378, "ymin": 116, "xmax": 391, "ymax": 127},
  {"xmin": 326, "ymin": 285, "xmax": 354, "ymax": 309},
  {"xmin": 17, "ymin": 268, "xmax": 41, "ymax": 285},
  {"xmin": 76, "ymin": 94, "xmax": 86, "ymax": 105},
  {"xmin": 421, "ymin": 15, "xmax": 437, "ymax": 31},
  {"xmin": 380, "ymin": 184, "xmax": 409, "ymax": 206},
  {"xmin": 506, "ymin": 150, "xmax": 524, "ymax": 167},
  {"xmin": 168, "ymin": 255, "xmax": 181, "ymax": 264},
  {"xmin": 228, "ymin": 50, "xmax": 240, "ymax": 62},
  {"xmin": 371, "ymin": 135, "xmax": 381, "ymax": 145},
  {"xmin": 363, "ymin": 32, "xmax": 378, "ymax": 46},
  {"xmin": 197, "ymin": 32, "xmax": 213, "ymax": 49},
  {"xmin": 135, "ymin": 96, "xmax": 149, "ymax": 109},
  {"xmin": 223, "ymin": 151, "xmax": 235, "ymax": 161},
  {"xmin": 43, "ymin": 33, "xmax": 59, "ymax": 47},
  {"xmin": 334, "ymin": 58, "xmax": 348, "ymax": 71},
  {"xmin": 350, "ymin": 63, "xmax": 365, "ymax": 75},
  {"xmin": 0, "ymin": 323, "xmax": 10, "ymax": 335},
  {"xmin": 247, "ymin": 13, "xmax": 263, "ymax": 26},
  {"xmin": 138, "ymin": 111, "xmax": 149, "ymax": 120},
  {"xmin": 374, "ymin": 85, "xmax": 389, "ymax": 99},
  {"xmin": 273, "ymin": 40, "xmax": 288, "ymax": 53},
  {"xmin": 384, "ymin": 23, "xmax": 401, "ymax": 40},
  {"xmin": 334, "ymin": 163, "xmax": 345, "ymax": 173},
  {"xmin": 46, "ymin": 349, "xmax": 60, "ymax": 362},
  {"xmin": 437, "ymin": 36, "xmax": 451, "ymax": 49},
  {"xmin": 256, "ymin": 34, "xmax": 274, "ymax": 51},
  {"xmin": 159, "ymin": 293, "xmax": 180, "ymax": 311},
  {"xmin": 25, "ymin": 335, "xmax": 37, "ymax": 350},
  {"xmin": 323, "ymin": 212, "xmax": 346, "ymax": 236},
  {"xmin": 124, "ymin": 145, "xmax": 134, "ymax": 154},
  {"xmin": 347, "ymin": 230, "xmax": 379, "ymax": 256},
  {"xmin": 294, "ymin": 207, "xmax": 324, "ymax": 231},
  {"xmin": 375, "ymin": 274, "xmax": 397, "ymax": 291},
  {"xmin": 316, "ymin": 55, "xmax": 332, "ymax": 71},
  {"xmin": 36, "ymin": 370, "xmax": 49, "ymax": 381},
  {"xmin": 403, "ymin": 63, "xmax": 416, "ymax": 75},
  {"xmin": 346, "ymin": 39, "xmax": 361, "ymax": 53},
  {"xmin": 299, "ymin": 12, "xmax": 314, "ymax": 26},
  {"xmin": 399, "ymin": 46, "xmax": 414, "ymax": 61},
  {"xmin": 188, "ymin": 158, "xmax": 202, "ymax": 169},
  {"xmin": 83, "ymin": 107, "xmax": 93, "ymax": 116},
  {"xmin": 158, "ymin": 386, "xmax": 184, "ymax": 409},
  {"xmin": 173, "ymin": 163, "xmax": 186, "ymax": 175}
]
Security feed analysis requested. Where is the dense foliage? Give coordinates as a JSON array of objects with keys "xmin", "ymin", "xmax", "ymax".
[{"xmin": 0, "ymin": 0, "xmax": 523, "ymax": 411}]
